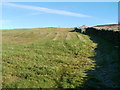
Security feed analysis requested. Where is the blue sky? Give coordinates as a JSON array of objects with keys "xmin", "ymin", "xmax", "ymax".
[{"xmin": 1, "ymin": 2, "xmax": 118, "ymax": 29}]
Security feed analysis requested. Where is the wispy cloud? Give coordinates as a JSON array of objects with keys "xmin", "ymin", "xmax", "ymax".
[
  {"xmin": 3, "ymin": 2, "xmax": 91, "ymax": 18},
  {"xmin": 29, "ymin": 12, "xmax": 44, "ymax": 16}
]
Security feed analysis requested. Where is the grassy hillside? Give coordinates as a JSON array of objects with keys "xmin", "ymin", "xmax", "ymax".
[{"xmin": 2, "ymin": 28, "xmax": 96, "ymax": 88}]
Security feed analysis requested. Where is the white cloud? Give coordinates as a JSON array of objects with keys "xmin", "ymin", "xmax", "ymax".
[
  {"xmin": 3, "ymin": 2, "xmax": 91, "ymax": 18},
  {"xmin": 29, "ymin": 12, "xmax": 44, "ymax": 16}
]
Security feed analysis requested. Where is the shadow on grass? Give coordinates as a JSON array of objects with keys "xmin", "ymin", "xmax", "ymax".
[{"xmin": 82, "ymin": 33, "xmax": 120, "ymax": 88}]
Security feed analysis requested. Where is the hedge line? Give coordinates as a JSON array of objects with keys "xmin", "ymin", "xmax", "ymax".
[{"xmin": 75, "ymin": 27, "xmax": 120, "ymax": 46}]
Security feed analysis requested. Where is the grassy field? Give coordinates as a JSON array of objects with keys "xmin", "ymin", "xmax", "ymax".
[{"xmin": 2, "ymin": 28, "xmax": 96, "ymax": 88}]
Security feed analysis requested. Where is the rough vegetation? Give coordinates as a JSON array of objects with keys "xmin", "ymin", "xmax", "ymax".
[
  {"xmin": 85, "ymin": 35, "xmax": 120, "ymax": 88},
  {"xmin": 2, "ymin": 28, "xmax": 96, "ymax": 88},
  {"xmin": 85, "ymin": 27, "xmax": 120, "ymax": 46},
  {"xmin": 2, "ymin": 25, "xmax": 120, "ymax": 88},
  {"xmin": 74, "ymin": 24, "xmax": 120, "ymax": 46},
  {"xmin": 74, "ymin": 25, "xmax": 120, "ymax": 88}
]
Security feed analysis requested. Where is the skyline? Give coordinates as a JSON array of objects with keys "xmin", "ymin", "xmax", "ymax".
[{"xmin": 1, "ymin": 2, "xmax": 118, "ymax": 29}]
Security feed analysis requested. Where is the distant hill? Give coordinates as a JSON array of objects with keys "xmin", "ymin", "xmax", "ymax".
[
  {"xmin": 94, "ymin": 24, "xmax": 119, "ymax": 27},
  {"xmin": 93, "ymin": 24, "xmax": 120, "ymax": 31}
]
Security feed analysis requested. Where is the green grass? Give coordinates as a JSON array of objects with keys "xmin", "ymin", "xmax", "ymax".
[{"xmin": 2, "ymin": 28, "xmax": 96, "ymax": 88}]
